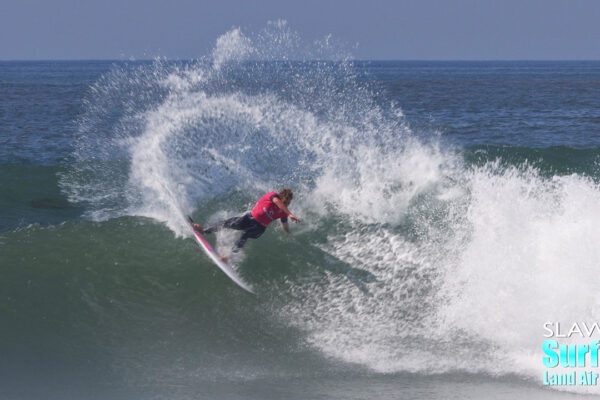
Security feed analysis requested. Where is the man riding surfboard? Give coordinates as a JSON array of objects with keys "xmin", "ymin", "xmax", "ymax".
[{"xmin": 193, "ymin": 188, "xmax": 300, "ymax": 262}]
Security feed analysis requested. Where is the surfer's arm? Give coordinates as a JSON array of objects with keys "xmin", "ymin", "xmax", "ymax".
[{"xmin": 272, "ymin": 197, "xmax": 300, "ymax": 223}]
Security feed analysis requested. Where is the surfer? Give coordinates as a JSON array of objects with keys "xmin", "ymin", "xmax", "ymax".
[{"xmin": 193, "ymin": 188, "xmax": 300, "ymax": 262}]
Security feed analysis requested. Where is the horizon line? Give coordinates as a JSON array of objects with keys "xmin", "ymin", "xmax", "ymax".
[{"xmin": 1, "ymin": 58, "xmax": 600, "ymax": 63}]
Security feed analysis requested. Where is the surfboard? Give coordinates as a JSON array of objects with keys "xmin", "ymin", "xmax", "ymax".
[{"xmin": 187, "ymin": 216, "xmax": 255, "ymax": 295}]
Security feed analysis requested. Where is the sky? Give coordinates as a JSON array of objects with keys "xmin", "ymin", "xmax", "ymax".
[{"xmin": 1, "ymin": 0, "xmax": 599, "ymax": 60}]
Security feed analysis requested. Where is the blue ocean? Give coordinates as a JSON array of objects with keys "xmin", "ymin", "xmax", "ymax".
[{"xmin": 2, "ymin": 25, "xmax": 600, "ymax": 399}]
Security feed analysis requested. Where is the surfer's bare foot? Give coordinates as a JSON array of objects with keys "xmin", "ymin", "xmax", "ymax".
[
  {"xmin": 192, "ymin": 223, "xmax": 204, "ymax": 233},
  {"xmin": 220, "ymin": 255, "xmax": 229, "ymax": 263}
]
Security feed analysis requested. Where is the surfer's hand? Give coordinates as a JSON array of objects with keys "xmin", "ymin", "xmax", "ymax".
[
  {"xmin": 281, "ymin": 221, "xmax": 290, "ymax": 234},
  {"xmin": 290, "ymin": 214, "xmax": 300, "ymax": 223},
  {"xmin": 220, "ymin": 255, "xmax": 229, "ymax": 263}
]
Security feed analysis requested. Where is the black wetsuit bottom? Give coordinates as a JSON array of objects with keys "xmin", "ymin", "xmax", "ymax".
[{"xmin": 204, "ymin": 213, "xmax": 266, "ymax": 252}]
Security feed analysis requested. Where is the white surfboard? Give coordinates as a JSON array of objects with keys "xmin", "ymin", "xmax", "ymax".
[{"xmin": 187, "ymin": 216, "xmax": 255, "ymax": 295}]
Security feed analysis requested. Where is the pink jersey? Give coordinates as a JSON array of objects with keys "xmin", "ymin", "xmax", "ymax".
[{"xmin": 251, "ymin": 191, "xmax": 288, "ymax": 227}]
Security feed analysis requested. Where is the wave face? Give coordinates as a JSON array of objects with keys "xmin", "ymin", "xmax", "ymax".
[{"xmin": 3, "ymin": 22, "xmax": 600, "ymax": 398}]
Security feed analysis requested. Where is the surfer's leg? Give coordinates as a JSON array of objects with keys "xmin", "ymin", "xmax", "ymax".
[
  {"xmin": 205, "ymin": 214, "xmax": 249, "ymax": 234},
  {"xmin": 233, "ymin": 233, "xmax": 250, "ymax": 252},
  {"xmin": 232, "ymin": 223, "xmax": 266, "ymax": 253}
]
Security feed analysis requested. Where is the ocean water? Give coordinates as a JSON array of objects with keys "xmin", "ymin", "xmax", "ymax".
[{"xmin": 2, "ymin": 25, "xmax": 600, "ymax": 400}]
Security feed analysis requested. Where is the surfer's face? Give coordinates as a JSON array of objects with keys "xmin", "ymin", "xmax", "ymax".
[{"xmin": 283, "ymin": 199, "xmax": 291, "ymax": 207}]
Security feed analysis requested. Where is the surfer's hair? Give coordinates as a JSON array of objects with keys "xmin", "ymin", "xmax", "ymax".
[{"xmin": 279, "ymin": 188, "xmax": 293, "ymax": 203}]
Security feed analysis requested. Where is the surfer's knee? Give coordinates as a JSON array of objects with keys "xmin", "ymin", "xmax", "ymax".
[{"xmin": 233, "ymin": 236, "xmax": 248, "ymax": 252}]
